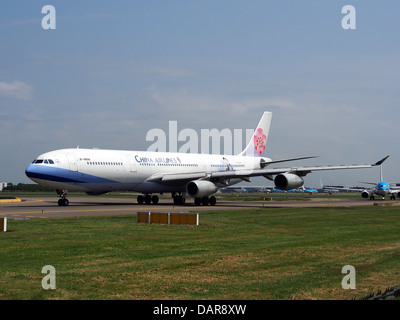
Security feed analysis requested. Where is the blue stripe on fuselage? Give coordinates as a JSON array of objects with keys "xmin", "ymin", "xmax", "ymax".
[{"xmin": 25, "ymin": 165, "xmax": 118, "ymax": 184}]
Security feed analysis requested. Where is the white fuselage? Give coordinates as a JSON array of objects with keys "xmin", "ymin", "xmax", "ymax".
[{"xmin": 25, "ymin": 148, "xmax": 267, "ymax": 195}]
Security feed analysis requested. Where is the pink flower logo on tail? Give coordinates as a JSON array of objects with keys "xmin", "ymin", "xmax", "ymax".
[{"xmin": 253, "ymin": 128, "xmax": 266, "ymax": 154}]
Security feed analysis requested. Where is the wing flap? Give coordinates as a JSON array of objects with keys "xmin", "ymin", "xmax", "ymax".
[{"xmin": 146, "ymin": 172, "xmax": 207, "ymax": 184}]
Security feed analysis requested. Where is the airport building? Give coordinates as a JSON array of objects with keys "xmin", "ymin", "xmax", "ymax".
[{"xmin": 0, "ymin": 182, "xmax": 8, "ymax": 192}]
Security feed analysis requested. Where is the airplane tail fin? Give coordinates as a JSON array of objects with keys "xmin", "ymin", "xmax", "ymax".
[{"xmin": 239, "ymin": 111, "xmax": 272, "ymax": 157}]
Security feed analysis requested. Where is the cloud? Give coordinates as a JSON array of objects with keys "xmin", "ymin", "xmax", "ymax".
[
  {"xmin": 0, "ymin": 80, "xmax": 33, "ymax": 100},
  {"xmin": 148, "ymin": 86, "xmax": 293, "ymax": 113}
]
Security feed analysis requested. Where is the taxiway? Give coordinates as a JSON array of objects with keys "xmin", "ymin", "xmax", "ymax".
[{"xmin": 0, "ymin": 196, "xmax": 380, "ymax": 220}]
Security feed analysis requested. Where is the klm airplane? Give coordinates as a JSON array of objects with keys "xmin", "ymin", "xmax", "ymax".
[
  {"xmin": 325, "ymin": 157, "xmax": 399, "ymax": 200},
  {"xmin": 300, "ymin": 186, "xmax": 318, "ymax": 194},
  {"xmin": 25, "ymin": 112, "xmax": 387, "ymax": 206},
  {"xmin": 358, "ymin": 160, "xmax": 400, "ymax": 200}
]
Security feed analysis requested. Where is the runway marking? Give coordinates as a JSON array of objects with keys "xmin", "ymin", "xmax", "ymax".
[{"xmin": 4, "ymin": 207, "xmax": 144, "ymax": 215}]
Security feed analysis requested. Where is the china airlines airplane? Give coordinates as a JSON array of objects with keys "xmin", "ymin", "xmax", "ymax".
[{"xmin": 25, "ymin": 112, "xmax": 387, "ymax": 206}]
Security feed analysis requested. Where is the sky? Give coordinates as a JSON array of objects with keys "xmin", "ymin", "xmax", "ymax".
[{"xmin": 0, "ymin": 0, "xmax": 399, "ymax": 188}]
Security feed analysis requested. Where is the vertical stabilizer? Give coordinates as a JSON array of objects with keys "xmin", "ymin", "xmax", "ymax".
[{"xmin": 239, "ymin": 112, "xmax": 272, "ymax": 157}]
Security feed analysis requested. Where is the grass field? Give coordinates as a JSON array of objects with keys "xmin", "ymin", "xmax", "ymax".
[{"xmin": 1, "ymin": 203, "xmax": 399, "ymax": 300}]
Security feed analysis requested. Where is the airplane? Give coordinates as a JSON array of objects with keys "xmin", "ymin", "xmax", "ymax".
[
  {"xmin": 361, "ymin": 181, "xmax": 400, "ymax": 200},
  {"xmin": 219, "ymin": 185, "xmax": 276, "ymax": 193},
  {"xmin": 25, "ymin": 111, "xmax": 388, "ymax": 206},
  {"xmin": 219, "ymin": 186, "xmax": 248, "ymax": 193},
  {"xmin": 300, "ymin": 186, "xmax": 318, "ymax": 195},
  {"xmin": 326, "ymin": 157, "xmax": 399, "ymax": 200}
]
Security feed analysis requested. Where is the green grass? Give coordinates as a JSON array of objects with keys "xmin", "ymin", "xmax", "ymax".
[{"xmin": 1, "ymin": 205, "xmax": 399, "ymax": 300}]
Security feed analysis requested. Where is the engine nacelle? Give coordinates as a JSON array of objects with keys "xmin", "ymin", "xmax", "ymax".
[
  {"xmin": 361, "ymin": 191, "xmax": 370, "ymax": 199},
  {"xmin": 274, "ymin": 173, "xmax": 304, "ymax": 191},
  {"xmin": 187, "ymin": 180, "xmax": 218, "ymax": 198},
  {"xmin": 397, "ymin": 192, "xmax": 400, "ymax": 199}
]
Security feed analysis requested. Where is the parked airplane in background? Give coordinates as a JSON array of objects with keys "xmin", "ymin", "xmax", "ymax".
[
  {"xmin": 325, "ymin": 157, "xmax": 399, "ymax": 200},
  {"xmin": 25, "ymin": 111, "xmax": 388, "ymax": 206},
  {"xmin": 300, "ymin": 186, "xmax": 318, "ymax": 195}
]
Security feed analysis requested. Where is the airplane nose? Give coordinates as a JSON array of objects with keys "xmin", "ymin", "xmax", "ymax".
[
  {"xmin": 25, "ymin": 164, "xmax": 46, "ymax": 181},
  {"xmin": 25, "ymin": 164, "xmax": 36, "ymax": 179}
]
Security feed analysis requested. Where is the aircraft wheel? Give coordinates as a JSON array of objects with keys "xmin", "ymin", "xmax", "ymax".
[
  {"xmin": 201, "ymin": 196, "xmax": 209, "ymax": 206},
  {"xmin": 137, "ymin": 195, "xmax": 144, "ymax": 204},
  {"xmin": 173, "ymin": 196, "xmax": 185, "ymax": 205},
  {"xmin": 151, "ymin": 195, "xmax": 159, "ymax": 205},
  {"xmin": 209, "ymin": 196, "xmax": 216, "ymax": 206},
  {"xmin": 144, "ymin": 195, "xmax": 152, "ymax": 205},
  {"xmin": 58, "ymin": 199, "xmax": 69, "ymax": 206},
  {"xmin": 194, "ymin": 197, "xmax": 201, "ymax": 206}
]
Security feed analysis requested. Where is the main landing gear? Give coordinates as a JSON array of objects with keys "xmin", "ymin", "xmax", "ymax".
[
  {"xmin": 56, "ymin": 189, "xmax": 70, "ymax": 206},
  {"xmin": 173, "ymin": 192, "xmax": 217, "ymax": 206},
  {"xmin": 194, "ymin": 196, "xmax": 216, "ymax": 206},
  {"xmin": 135, "ymin": 193, "xmax": 217, "ymax": 206},
  {"xmin": 136, "ymin": 192, "xmax": 188, "ymax": 206},
  {"xmin": 137, "ymin": 194, "xmax": 159, "ymax": 205}
]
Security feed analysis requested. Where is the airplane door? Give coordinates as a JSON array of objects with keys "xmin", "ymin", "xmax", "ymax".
[
  {"xmin": 125, "ymin": 155, "xmax": 137, "ymax": 172},
  {"xmin": 67, "ymin": 153, "xmax": 78, "ymax": 172}
]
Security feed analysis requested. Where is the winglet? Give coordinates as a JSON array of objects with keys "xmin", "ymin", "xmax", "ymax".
[{"xmin": 374, "ymin": 155, "xmax": 389, "ymax": 166}]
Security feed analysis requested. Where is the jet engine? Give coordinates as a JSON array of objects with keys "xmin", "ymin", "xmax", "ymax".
[
  {"xmin": 274, "ymin": 173, "xmax": 304, "ymax": 191},
  {"xmin": 361, "ymin": 191, "xmax": 370, "ymax": 199},
  {"xmin": 187, "ymin": 180, "xmax": 218, "ymax": 198}
]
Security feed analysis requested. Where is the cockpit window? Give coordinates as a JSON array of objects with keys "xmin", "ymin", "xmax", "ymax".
[{"xmin": 32, "ymin": 159, "xmax": 54, "ymax": 164}]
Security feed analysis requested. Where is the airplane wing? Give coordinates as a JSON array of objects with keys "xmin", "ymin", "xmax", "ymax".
[
  {"xmin": 210, "ymin": 161, "xmax": 382, "ymax": 180},
  {"xmin": 146, "ymin": 155, "xmax": 389, "ymax": 187},
  {"xmin": 358, "ymin": 182, "xmax": 378, "ymax": 186},
  {"xmin": 146, "ymin": 172, "xmax": 207, "ymax": 185}
]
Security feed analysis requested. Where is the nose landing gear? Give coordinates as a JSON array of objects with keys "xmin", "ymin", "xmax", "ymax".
[{"xmin": 56, "ymin": 189, "xmax": 69, "ymax": 206}]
